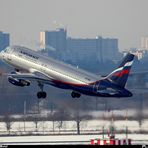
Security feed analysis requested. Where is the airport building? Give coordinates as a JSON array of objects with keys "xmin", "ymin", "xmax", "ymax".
[{"xmin": 0, "ymin": 31, "xmax": 10, "ymax": 51}]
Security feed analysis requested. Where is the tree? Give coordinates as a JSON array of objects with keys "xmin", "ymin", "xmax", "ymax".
[
  {"xmin": 32, "ymin": 114, "xmax": 41, "ymax": 133},
  {"xmin": 69, "ymin": 99, "xmax": 91, "ymax": 135},
  {"xmin": 3, "ymin": 113, "xmax": 13, "ymax": 135}
]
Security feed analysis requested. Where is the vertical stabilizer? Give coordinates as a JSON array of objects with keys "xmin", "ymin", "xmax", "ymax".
[{"xmin": 106, "ymin": 53, "xmax": 135, "ymax": 88}]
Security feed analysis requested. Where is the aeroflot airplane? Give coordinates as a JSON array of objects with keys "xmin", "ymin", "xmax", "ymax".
[{"xmin": 0, "ymin": 45, "xmax": 135, "ymax": 99}]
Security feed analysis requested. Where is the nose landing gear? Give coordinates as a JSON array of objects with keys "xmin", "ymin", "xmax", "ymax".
[{"xmin": 37, "ymin": 82, "xmax": 47, "ymax": 99}]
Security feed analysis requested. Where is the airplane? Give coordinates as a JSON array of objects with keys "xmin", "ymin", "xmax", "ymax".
[{"xmin": 0, "ymin": 45, "xmax": 135, "ymax": 99}]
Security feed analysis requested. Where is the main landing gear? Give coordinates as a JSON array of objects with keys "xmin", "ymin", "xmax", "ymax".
[
  {"xmin": 37, "ymin": 83, "xmax": 47, "ymax": 99},
  {"xmin": 71, "ymin": 91, "xmax": 81, "ymax": 98}
]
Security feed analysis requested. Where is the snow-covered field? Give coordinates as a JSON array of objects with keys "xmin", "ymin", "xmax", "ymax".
[
  {"xmin": 0, "ymin": 119, "xmax": 147, "ymax": 145},
  {"xmin": 0, "ymin": 109, "xmax": 147, "ymax": 145},
  {"xmin": 0, "ymin": 119, "xmax": 147, "ymax": 134}
]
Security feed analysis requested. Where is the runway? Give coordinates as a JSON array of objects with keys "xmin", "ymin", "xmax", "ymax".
[{"xmin": 0, "ymin": 134, "xmax": 148, "ymax": 145}]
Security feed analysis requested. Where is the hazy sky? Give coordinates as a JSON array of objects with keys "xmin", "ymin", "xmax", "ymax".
[{"xmin": 0, "ymin": 0, "xmax": 148, "ymax": 51}]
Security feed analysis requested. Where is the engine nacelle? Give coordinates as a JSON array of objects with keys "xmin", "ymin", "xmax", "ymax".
[{"xmin": 8, "ymin": 76, "xmax": 30, "ymax": 87}]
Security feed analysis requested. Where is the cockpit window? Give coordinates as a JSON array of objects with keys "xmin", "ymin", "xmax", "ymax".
[
  {"xmin": 4, "ymin": 47, "xmax": 11, "ymax": 53},
  {"xmin": 4, "ymin": 48, "xmax": 7, "ymax": 52}
]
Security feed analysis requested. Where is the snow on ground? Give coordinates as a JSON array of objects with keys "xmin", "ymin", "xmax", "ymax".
[
  {"xmin": 0, "ymin": 109, "xmax": 147, "ymax": 145},
  {"xmin": 0, "ymin": 134, "xmax": 148, "ymax": 145},
  {"xmin": 0, "ymin": 119, "xmax": 148, "ymax": 133},
  {"xmin": 0, "ymin": 117, "xmax": 147, "ymax": 144}
]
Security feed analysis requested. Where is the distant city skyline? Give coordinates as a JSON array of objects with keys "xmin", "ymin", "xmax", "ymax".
[
  {"xmin": 40, "ymin": 29, "xmax": 120, "ymax": 63},
  {"xmin": 0, "ymin": 0, "xmax": 148, "ymax": 51}
]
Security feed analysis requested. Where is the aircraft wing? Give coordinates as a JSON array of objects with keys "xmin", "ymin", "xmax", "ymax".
[{"xmin": 5, "ymin": 72, "xmax": 55, "ymax": 85}]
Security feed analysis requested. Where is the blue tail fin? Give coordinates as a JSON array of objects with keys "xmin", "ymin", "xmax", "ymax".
[{"xmin": 106, "ymin": 53, "xmax": 135, "ymax": 88}]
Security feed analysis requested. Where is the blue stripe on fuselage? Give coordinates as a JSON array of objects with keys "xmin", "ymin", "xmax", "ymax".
[{"xmin": 50, "ymin": 79, "xmax": 132, "ymax": 97}]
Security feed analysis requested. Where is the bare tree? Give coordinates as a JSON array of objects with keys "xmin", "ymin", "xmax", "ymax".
[
  {"xmin": 32, "ymin": 115, "xmax": 41, "ymax": 133},
  {"xmin": 47, "ymin": 111, "xmax": 55, "ymax": 133},
  {"xmin": 3, "ymin": 113, "xmax": 13, "ymax": 135},
  {"xmin": 135, "ymin": 93, "xmax": 144, "ymax": 131},
  {"xmin": 69, "ymin": 99, "xmax": 91, "ymax": 135},
  {"xmin": 55, "ymin": 107, "xmax": 70, "ymax": 133}
]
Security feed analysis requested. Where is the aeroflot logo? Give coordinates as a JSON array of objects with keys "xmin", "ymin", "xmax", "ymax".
[
  {"xmin": 20, "ymin": 51, "xmax": 39, "ymax": 60},
  {"xmin": 109, "ymin": 60, "xmax": 133, "ymax": 77},
  {"xmin": 113, "ymin": 69, "xmax": 129, "ymax": 77}
]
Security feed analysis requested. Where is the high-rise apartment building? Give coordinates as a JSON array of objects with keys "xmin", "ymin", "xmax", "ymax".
[
  {"xmin": 67, "ymin": 38, "xmax": 97, "ymax": 63},
  {"xmin": 40, "ymin": 28, "xmax": 121, "ymax": 62},
  {"xmin": 67, "ymin": 36, "xmax": 120, "ymax": 63},
  {"xmin": 0, "ymin": 31, "xmax": 10, "ymax": 51},
  {"xmin": 40, "ymin": 28, "xmax": 67, "ymax": 59}
]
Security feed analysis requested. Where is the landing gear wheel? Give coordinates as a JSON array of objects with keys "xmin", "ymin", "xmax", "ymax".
[
  {"xmin": 76, "ymin": 93, "xmax": 81, "ymax": 98},
  {"xmin": 71, "ymin": 92, "xmax": 76, "ymax": 98},
  {"xmin": 71, "ymin": 91, "xmax": 81, "ymax": 98},
  {"xmin": 37, "ymin": 92, "xmax": 42, "ymax": 99},
  {"xmin": 42, "ymin": 91, "xmax": 47, "ymax": 98},
  {"xmin": 37, "ymin": 91, "xmax": 47, "ymax": 99},
  {"xmin": 37, "ymin": 82, "xmax": 47, "ymax": 99}
]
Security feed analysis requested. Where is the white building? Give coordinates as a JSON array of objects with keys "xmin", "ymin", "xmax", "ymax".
[{"xmin": 141, "ymin": 37, "xmax": 148, "ymax": 50}]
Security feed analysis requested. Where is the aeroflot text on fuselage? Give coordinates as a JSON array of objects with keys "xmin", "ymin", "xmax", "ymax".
[{"xmin": 20, "ymin": 50, "xmax": 39, "ymax": 60}]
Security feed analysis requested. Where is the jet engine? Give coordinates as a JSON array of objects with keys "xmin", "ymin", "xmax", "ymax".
[{"xmin": 8, "ymin": 76, "xmax": 30, "ymax": 87}]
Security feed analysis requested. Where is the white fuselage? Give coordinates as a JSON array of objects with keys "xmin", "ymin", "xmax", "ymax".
[{"xmin": 0, "ymin": 46, "xmax": 100, "ymax": 86}]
